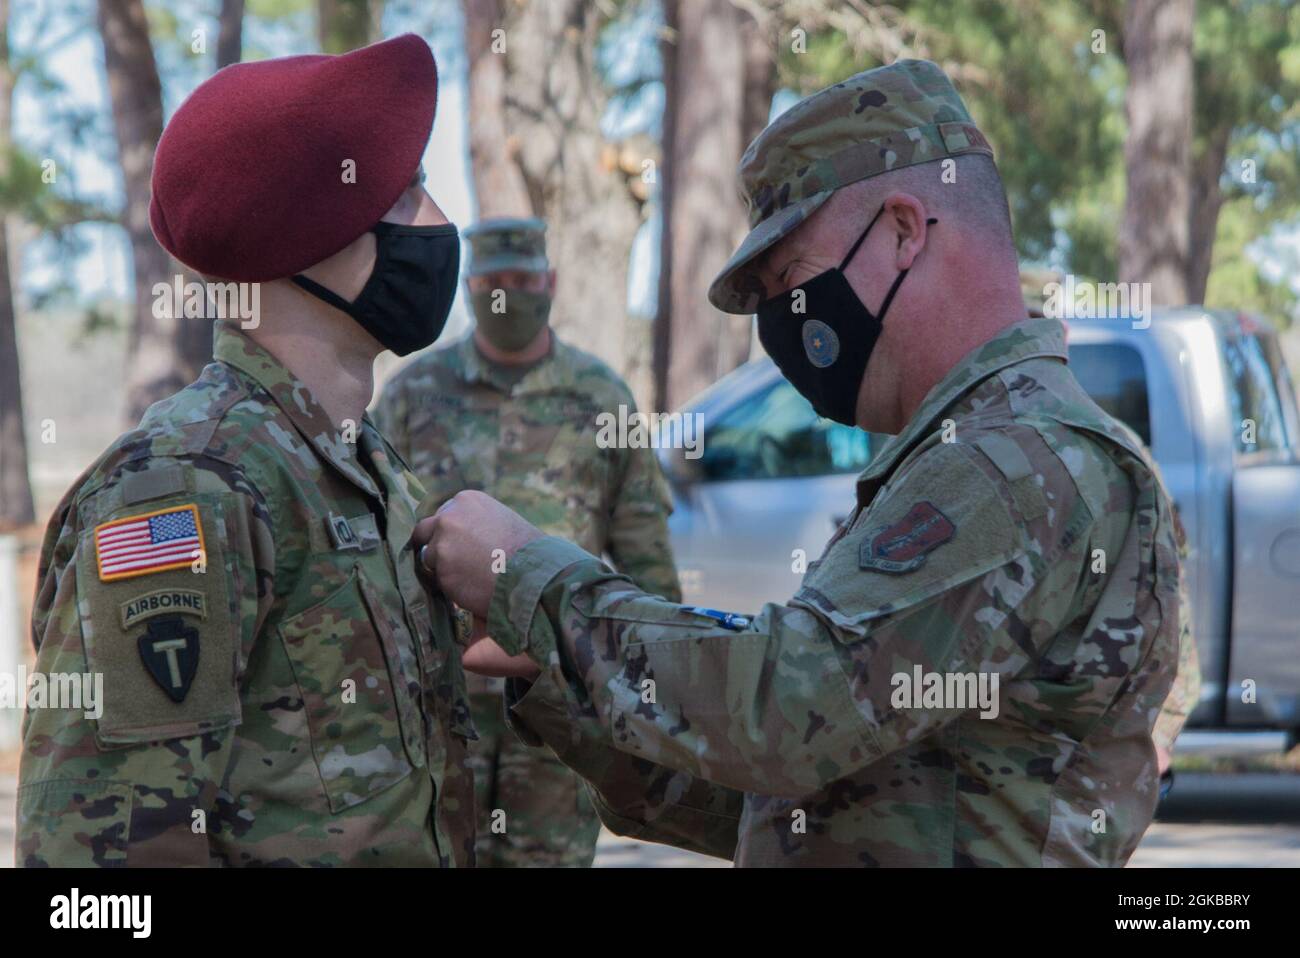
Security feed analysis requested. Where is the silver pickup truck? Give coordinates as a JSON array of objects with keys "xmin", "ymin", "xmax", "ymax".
[{"xmin": 660, "ymin": 308, "xmax": 1300, "ymax": 754}]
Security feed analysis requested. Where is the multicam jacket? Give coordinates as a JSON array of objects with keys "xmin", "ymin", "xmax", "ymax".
[
  {"xmin": 374, "ymin": 332, "xmax": 680, "ymax": 596},
  {"xmin": 372, "ymin": 332, "xmax": 681, "ymax": 695},
  {"xmin": 489, "ymin": 318, "xmax": 1184, "ymax": 866},
  {"xmin": 18, "ymin": 321, "xmax": 475, "ymax": 867}
]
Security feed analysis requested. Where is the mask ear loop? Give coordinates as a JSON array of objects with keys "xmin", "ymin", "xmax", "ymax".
[
  {"xmin": 838, "ymin": 206, "xmax": 886, "ymax": 271},
  {"xmin": 291, "ymin": 225, "xmax": 395, "ymax": 316},
  {"xmin": 291, "ymin": 274, "xmax": 356, "ymax": 315},
  {"xmin": 845, "ymin": 209, "xmax": 939, "ymax": 317}
]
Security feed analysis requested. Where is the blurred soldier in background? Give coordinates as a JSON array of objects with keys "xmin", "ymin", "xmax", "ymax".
[{"xmin": 374, "ymin": 217, "xmax": 681, "ymax": 867}]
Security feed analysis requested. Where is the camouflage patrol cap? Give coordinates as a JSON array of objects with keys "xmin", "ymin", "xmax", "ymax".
[
  {"xmin": 463, "ymin": 217, "xmax": 549, "ymax": 276},
  {"xmin": 708, "ymin": 59, "xmax": 994, "ymax": 314}
]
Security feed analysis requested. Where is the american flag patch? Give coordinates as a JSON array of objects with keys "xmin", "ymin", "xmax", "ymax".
[{"xmin": 94, "ymin": 504, "xmax": 205, "ymax": 582}]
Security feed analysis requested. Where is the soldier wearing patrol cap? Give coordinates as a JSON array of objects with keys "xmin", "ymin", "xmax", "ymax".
[
  {"xmin": 374, "ymin": 217, "xmax": 681, "ymax": 867},
  {"xmin": 18, "ymin": 34, "xmax": 479, "ymax": 866},
  {"xmin": 419, "ymin": 59, "xmax": 1197, "ymax": 866}
]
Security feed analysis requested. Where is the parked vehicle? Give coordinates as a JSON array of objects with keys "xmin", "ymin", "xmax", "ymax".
[{"xmin": 659, "ymin": 308, "xmax": 1300, "ymax": 750}]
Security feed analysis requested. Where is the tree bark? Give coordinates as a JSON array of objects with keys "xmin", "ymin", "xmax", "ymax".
[
  {"xmin": 461, "ymin": 0, "xmax": 531, "ymax": 217},
  {"xmin": 0, "ymin": 0, "xmax": 34, "ymax": 527},
  {"xmin": 654, "ymin": 0, "xmax": 774, "ymax": 411},
  {"xmin": 98, "ymin": 0, "xmax": 193, "ymax": 427},
  {"xmin": 1119, "ymin": 0, "xmax": 1194, "ymax": 306},
  {"xmin": 167, "ymin": 0, "xmax": 249, "ymax": 385},
  {"xmin": 216, "ymin": 0, "xmax": 244, "ymax": 70},
  {"xmin": 459, "ymin": 0, "xmax": 643, "ymax": 376},
  {"xmin": 1186, "ymin": 122, "xmax": 1229, "ymax": 305}
]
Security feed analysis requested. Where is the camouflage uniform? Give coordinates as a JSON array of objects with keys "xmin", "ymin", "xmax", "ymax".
[
  {"xmin": 492, "ymin": 319, "xmax": 1182, "ymax": 866},
  {"xmin": 1099, "ymin": 417, "xmax": 1201, "ymax": 756},
  {"xmin": 374, "ymin": 220, "xmax": 681, "ymax": 867},
  {"xmin": 474, "ymin": 62, "xmax": 1186, "ymax": 866},
  {"xmin": 1153, "ymin": 583, "xmax": 1200, "ymax": 753},
  {"xmin": 18, "ymin": 322, "xmax": 476, "ymax": 866}
]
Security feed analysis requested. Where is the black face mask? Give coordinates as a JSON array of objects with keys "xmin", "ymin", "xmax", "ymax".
[
  {"xmin": 756, "ymin": 206, "xmax": 936, "ymax": 425},
  {"xmin": 292, "ymin": 222, "xmax": 460, "ymax": 356}
]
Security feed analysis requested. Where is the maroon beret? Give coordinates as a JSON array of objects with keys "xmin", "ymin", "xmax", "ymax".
[{"xmin": 150, "ymin": 33, "xmax": 437, "ymax": 282}]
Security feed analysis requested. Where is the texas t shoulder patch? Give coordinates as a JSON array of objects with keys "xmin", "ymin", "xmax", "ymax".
[
  {"xmin": 859, "ymin": 501, "xmax": 955, "ymax": 574},
  {"xmin": 136, "ymin": 615, "xmax": 200, "ymax": 703},
  {"xmin": 94, "ymin": 504, "xmax": 205, "ymax": 582}
]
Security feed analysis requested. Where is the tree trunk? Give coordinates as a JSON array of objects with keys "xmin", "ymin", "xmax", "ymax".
[
  {"xmin": 459, "ymin": 0, "xmax": 643, "ymax": 377},
  {"xmin": 461, "ymin": 0, "xmax": 531, "ymax": 216},
  {"xmin": 156, "ymin": 0, "xmax": 248, "ymax": 385},
  {"xmin": 0, "ymin": 0, "xmax": 34, "ymax": 528},
  {"xmin": 317, "ymin": 0, "xmax": 383, "ymax": 55},
  {"xmin": 1119, "ymin": 0, "xmax": 1193, "ymax": 306},
  {"xmin": 1186, "ymin": 122, "xmax": 1230, "ymax": 305},
  {"xmin": 654, "ymin": 0, "xmax": 773, "ymax": 411},
  {"xmin": 98, "ymin": 0, "xmax": 192, "ymax": 427},
  {"xmin": 165, "ymin": 0, "xmax": 249, "ymax": 384},
  {"xmin": 216, "ymin": 0, "xmax": 244, "ymax": 70}
]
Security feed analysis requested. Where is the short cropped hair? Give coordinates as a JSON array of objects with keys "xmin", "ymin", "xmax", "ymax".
[{"xmin": 843, "ymin": 153, "xmax": 1014, "ymax": 251}]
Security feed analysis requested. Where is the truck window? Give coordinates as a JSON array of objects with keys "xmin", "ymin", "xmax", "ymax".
[
  {"xmin": 700, "ymin": 379, "xmax": 874, "ymax": 481},
  {"xmin": 1221, "ymin": 334, "xmax": 1288, "ymax": 454},
  {"xmin": 1066, "ymin": 343, "xmax": 1152, "ymax": 446},
  {"xmin": 1263, "ymin": 336, "xmax": 1300, "ymax": 450}
]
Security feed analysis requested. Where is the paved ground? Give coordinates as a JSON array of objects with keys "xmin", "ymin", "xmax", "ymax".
[
  {"xmin": 1, "ymin": 773, "xmax": 10, "ymax": 867},
  {"xmin": 1129, "ymin": 772, "xmax": 1300, "ymax": 867},
  {"xmin": 5, "ymin": 771, "xmax": 1297, "ymax": 867}
]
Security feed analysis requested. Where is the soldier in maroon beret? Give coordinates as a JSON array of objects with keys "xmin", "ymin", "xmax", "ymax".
[{"xmin": 19, "ymin": 34, "xmax": 481, "ymax": 867}]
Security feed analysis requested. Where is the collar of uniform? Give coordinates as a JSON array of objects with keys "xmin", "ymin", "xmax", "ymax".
[
  {"xmin": 859, "ymin": 317, "xmax": 1068, "ymax": 485},
  {"xmin": 213, "ymin": 321, "xmax": 382, "ymax": 499},
  {"xmin": 458, "ymin": 330, "xmax": 563, "ymax": 395}
]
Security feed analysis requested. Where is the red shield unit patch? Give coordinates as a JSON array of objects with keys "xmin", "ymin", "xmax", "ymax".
[{"xmin": 859, "ymin": 501, "xmax": 955, "ymax": 574}]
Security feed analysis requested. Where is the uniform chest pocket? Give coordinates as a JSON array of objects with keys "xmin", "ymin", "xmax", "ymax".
[{"xmin": 277, "ymin": 567, "xmax": 415, "ymax": 812}]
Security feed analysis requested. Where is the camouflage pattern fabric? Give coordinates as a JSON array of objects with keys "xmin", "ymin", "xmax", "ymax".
[
  {"xmin": 18, "ymin": 321, "xmax": 476, "ymax": 867},
  {"xmin": 463, "ymin": 217, "xmax": 549, "ymax": 276},
  {"xmin": 467, "ymin": 695, "xmax": 601, "ymax": 867},
  {"xmin": 1150, "ymin": 487, "xmax": 1202, "ymax": 752},
  {"xmin": 373, "ymin": 331, "xmax": 680, "ymax": 866},
  {"xmin": 708, "ymin": 59, "xmax": 994, "ymax": 314},
  {"xmin": 1153, "ymin": 575, "xmax": 1201, "ymax": 752},
  {"xmin": 1098, "ymin": 415, "xmax": 1202, "ymax": 755},
  {"xmin": 490, "ymin": 319, "xmax": 1184, "ymax": 867}
]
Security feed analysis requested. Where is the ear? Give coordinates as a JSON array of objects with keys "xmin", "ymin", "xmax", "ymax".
[
  {"xmin": 882, "ymin": 193, "xmax": 931, "ymax": 271},
  {"xmin": 545, "ymin": 269, "xmax": 558, "ymax": 297}
]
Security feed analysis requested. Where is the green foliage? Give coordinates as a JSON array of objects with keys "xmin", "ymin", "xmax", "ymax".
[
  {"xmin": 0, "ymin": 145, "xmax": 113, "ymax": 228},
  {"xmin": 768, "ymin": 0, "xmax": 1299, "ymax": 323},
  {"xmin": 774, "ymin": 0, "xmax": 1123, "ymax": 270},
  {"xmin": 318, "ymin": 0, "xmax": 378, "ymax": 54},
  {"xmin": 1195, "ymin": 0, "xmax": 1300, "ymax": 325},
  {"xmin": 1206, "ymin": 196, "xmax": 1299, "ymax": 321}
]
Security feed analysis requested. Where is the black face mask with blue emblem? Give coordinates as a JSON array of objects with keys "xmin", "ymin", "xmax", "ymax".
[{"xmin": 755, "ymin": 205, "xmax": 936, "ymax": 426}]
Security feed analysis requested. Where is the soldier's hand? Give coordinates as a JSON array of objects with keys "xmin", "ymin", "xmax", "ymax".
[
  {"xmin": 461, "ymin": 635, "xmax": 541, "ymax": 679},
  {"xmin": 1156, "ymin": 745, "xmax": 1172, "ymax": 777},
  {"xmin": 415, "ymin": 490, "xmax": 543, "ymax": 617}
]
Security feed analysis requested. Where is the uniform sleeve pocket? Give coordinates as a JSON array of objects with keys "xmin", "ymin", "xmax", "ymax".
[
  {"xmin": 278, "ymin": 568, "xmax": 414, "ymax": 812},
  {"xmin": 17, "ymin": 779, "xmax": 132, "ymax": 868},
  {"xmin": 76, "ymin": 492, "xmax": 241, "ymax": 746}
]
